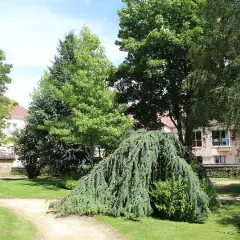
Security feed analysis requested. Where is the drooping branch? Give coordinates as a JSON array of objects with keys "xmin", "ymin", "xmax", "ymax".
[{"xmin": 51, "ymin": 132, "xmax": 210, "ymax": 220}]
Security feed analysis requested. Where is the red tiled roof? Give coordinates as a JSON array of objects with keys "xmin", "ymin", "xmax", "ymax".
[
  {"xmin": 10, "ymin": 105, "xmax": 28, "ymax": 118},
  {"xmin": 160, "ymin": 116, "xmax": 175, "ymax": 128},
  {"xmin": 0, "ymin": 155, "xmax": 15, "ymax": 159}
]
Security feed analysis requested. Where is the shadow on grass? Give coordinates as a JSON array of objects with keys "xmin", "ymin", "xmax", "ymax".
[
  {"xmin": 23, "ymin": 178, "xmax": 62, "ymax": 191},
  {"xmin": 215, "ymin": 200, "xmax": 240, "ymax": 232},
  {"xmin": 0, "ymin": 177, "xmax": 27, "ymax": 181},
  {"xmin": 215, "ymin": 184, "xmax": 240, "ymax": 197}
]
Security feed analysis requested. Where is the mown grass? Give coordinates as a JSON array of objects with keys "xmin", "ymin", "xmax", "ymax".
[
  {"xmin": 97, "ymin": 201, "xmax": 240, "ymax": 240},
  {"xmin": 215, "ymin": 184, "xmax": 240, "ymax": 197},
  {"xmin": 0, "ymin": 178, "xmax": 70, "ymax": 199},
  {"xmin": 0, "ymin": 207, "xmax": 36, "ymax": 240},
  {"xmin": 97, "ymin": 179, "xmax": 240, "ymax": 240}
]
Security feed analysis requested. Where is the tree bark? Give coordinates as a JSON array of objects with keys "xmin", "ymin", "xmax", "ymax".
[{"xmin": 89, "ymin": 146, "xmax": 95, "ymax": 166}]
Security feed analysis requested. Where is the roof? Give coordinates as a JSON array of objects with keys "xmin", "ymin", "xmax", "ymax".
[
  {"xmin": 157, "ymin": 114, "xmax": 176, "ymax": 128},
  {"xmin": 0, "ymin": 154, "xmax": 15, "ymax": 160},
  {"xmin": 10, "ymin": 105, "xmax": 28, "ymax": 118}
]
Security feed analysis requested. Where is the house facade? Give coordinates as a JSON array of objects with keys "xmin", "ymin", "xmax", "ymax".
[
  {"xmin": 159, "ymin": 116, "xmax": 240, "ymax": 165},
  {"xmin": 0, "ymin": 105, "xmax": 28, "ymax": 174},
  {"xmin": 193, "ymin": 127, "xmax": 240, "ymax": 165}
]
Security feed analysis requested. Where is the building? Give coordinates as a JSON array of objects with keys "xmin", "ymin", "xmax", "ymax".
[
  {"xmin": 160, "ymin": 116, "xmax": 240, "ymax": 165},
  {"xmin": 193, "ymin": 127, "xmax": 240, "ymax": 165},
  {"xmin": 0, "ymin": 105, "xmax": 28, "ymax": 174}
]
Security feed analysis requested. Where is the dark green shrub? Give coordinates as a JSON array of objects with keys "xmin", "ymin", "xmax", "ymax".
[
  {"xmin": 204, "ymin": 165, "xmax": 240, "ymax": 178},
  {"xmin": 58, "ymin": 179, "xmax": 78, "ymax": 190},
  {"xmin": 57, "ymin": 165, "xmax": 93, "ymax": 190},
  {"xmin": 150, "ymin": 179, "xmax": 209, "ymax": 222},
  {"xmin": 40, "ymin": 166, "xmax": 52, "ymax": 177},
  {"xmin": 11, "ymin": 167, "xmax": 25, "ymax": 175}
]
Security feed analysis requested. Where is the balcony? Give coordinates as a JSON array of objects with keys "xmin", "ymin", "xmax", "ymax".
[{"xmin": 212, "ymin": 137, "xmax": 231, "ymax": 152}]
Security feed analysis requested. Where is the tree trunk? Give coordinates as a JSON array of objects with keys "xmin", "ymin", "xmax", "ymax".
[
  {"xmin": 89, "ymin": 146, "xmax": 95, "ymax": 166},
  {"xmin": 184, "ymin": 112, "xmax": 194, "ymax": 164}
]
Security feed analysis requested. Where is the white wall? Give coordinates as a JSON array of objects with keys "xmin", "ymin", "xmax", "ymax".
[
  {"xmin": 1, "ymin": 116, "xmax": 26, "ymax": 168},
  {"xmin": 193, "ymin": 129, "xmax": 240, "ymax": 165}
]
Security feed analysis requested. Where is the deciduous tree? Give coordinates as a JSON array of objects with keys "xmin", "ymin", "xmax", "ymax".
[
  {"xmin": 44, "ymin": 26, "xmax": 132, "ymax": 164},
  {"xmin": 0, "ymin": 50, "xmax": 12, "ymax": 145}
]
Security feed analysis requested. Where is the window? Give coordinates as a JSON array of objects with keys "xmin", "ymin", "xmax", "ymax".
[
  {"xmin": 235, "ymin": 155, "xmax": 240, "ymax": 164},
  {"xmin": 214, "ymin": 156, "xmax": 226, "ymax": 164},
  {"xmin": 212, "ymin": 130, "xmax": 230, "ymax": 146},
  {"xmin": 192, "ymin": 131, "xmax": 202, "ymax": 147}
]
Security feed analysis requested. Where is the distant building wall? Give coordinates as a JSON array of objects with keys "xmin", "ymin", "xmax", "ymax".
[
  {"xmin": 0, "ymin": 159, "xmax": 14, "ymax": 174},
  {"xmin": 193, "ymin": 128, "xmax": 240, "ymax": 165}
]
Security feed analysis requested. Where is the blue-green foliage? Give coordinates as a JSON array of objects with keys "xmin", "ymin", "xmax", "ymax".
[{"xmin": 51, "ymin": 131, "xmax": 210, "ymax": 221}]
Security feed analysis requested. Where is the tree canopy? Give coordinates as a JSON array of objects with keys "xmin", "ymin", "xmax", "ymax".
[
  {"xmin": 0, "ymin": 50, "xmax": 12, "ymax": 145},
  {"xmin": 111, "ymin": 0, "xmax": 240, "ymax": 152},
  {"xmin": 18, "ymin": 26, "xmax": 132, "ymax": 177},
  {"xmin": 43, "ymin": 26, "xmax": 132, "ymax": 163}
]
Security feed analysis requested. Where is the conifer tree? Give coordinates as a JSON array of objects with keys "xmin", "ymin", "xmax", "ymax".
[{"xmin": 51, "ymin": 131, "xmax": 210, "ymax": 222}]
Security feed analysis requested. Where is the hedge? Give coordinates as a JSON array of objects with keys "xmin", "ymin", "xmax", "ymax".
[{"xmin": 204, "ymin": 165, "xmax": 240, "ymax": 178}]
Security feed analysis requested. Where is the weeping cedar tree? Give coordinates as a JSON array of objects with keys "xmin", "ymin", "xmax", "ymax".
[
  {"xmin": 43, "ymin": 26, "xmax": 132, "ymax": 165},
  {"xmin": 51, "ymin": 132, "xmax": 213, "ymax": 222}
]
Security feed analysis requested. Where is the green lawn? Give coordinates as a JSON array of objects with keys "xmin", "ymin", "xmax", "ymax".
[
  {"xmin": 1, "ymin": 177, "xmax": 239, "ymax": 240},
  {"xmin": 0, "ymin": 207, "xmax": 36, "ymax": 240},
  {"xmin": 215, "ymin": 184, "xmax": 240, "ymax": 197},
  {"xmin": 97, "ymin": 201, "xmax": 240, "ymax": 240},
  {"xmin": 0, "ymin": 178, "xmax": 70, "ymax": 199},
  {"xmin": 97, "ymin": 179, "xmax": 240, "ymax": 240}
]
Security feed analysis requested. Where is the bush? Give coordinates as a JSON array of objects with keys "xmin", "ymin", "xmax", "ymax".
[
  {"xmin": 11, "ymin": 167, "xmax": 25, "ymax": 175},
  {"xmin": 150, "ymin": 178, "xmax": 208, "ymax": 223},
  {"xmin": 40, "ymin": 166, "xmax": 52, "ymax": 177},
  {"xmin": 58, "ymin": 179, "xmax": 78, "ymax": 190},
  {"xmin": 204, "ymin": 165, "xmax": 240, "ymax": 178},
  {"xmin": 24, "ymin": 162, "xmax": 40, "ymax": 179},
  {"xmin": 57, "ymin": 165, "xmax": 93, "ymax": 190}
]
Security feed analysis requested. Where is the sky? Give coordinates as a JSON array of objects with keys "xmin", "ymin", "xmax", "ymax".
[{"xmin": 0, "ymin": 0, "xmax": 126, "ymax": 108}]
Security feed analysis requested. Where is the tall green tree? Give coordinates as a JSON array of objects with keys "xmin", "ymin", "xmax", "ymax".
[
  {"xmin": 0, "ymin": 50, "xmax": 12, "ymax": 145},
  {"xmin": 25, "ymin": 32, "xmax": 88, "ymax": 176},
  {"xmin": 113, "ymin": 0, "xmax": 239, "ymax": 157},
  {"xmin": 44, "ymin": 26, "xmax": 132, "ymax": 164},
  {"xmin": 113, "ymin": 0, "xmax": 205, "ymax": 151},
  {"xmin": 190, "ymin": 0, "xmax": 240, "ymax": 126}
]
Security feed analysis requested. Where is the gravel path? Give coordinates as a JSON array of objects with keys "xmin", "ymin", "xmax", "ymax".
[{"xmin": 0, "ymin": 199, "xmax": 123, "ymax": 240}]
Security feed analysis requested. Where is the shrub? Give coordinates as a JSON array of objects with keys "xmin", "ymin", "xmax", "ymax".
[
  {"xmin": 58, "ymin": 179, "xmax": 78, "ymax": 190},
  {"xmin": 150, "ymin": 178, "xmax": 209, "ymax": 222},
  {"xmin": 57, "ymin": 165, "xmax": 93, "ymax": 190},
  {"xmin": 11, "ymin": 167, "xmax": 25, "ymax": 175},
  {"xmin": 24, "ymin": 161, "xmax": 41, "ymax": 179},
  {"xmin": 204, "ymin": 165, "xmax": 240, "ymax": 178}
]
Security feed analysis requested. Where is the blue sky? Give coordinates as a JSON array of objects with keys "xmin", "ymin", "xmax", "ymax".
[{"xmin": 0, "ymin": 0, "xmax": 126, "ymax": 108}]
